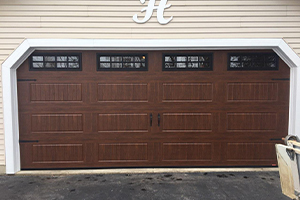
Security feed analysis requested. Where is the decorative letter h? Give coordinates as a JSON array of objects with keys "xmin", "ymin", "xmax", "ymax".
[{"xmin": 133, "ymin": 0, "xmax": 173, "ymax": 25}]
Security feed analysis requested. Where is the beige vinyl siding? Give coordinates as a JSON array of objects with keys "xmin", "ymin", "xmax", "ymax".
[{"xmin": 0, "ymin": 0, "xmax": 300, "ymax": 166}]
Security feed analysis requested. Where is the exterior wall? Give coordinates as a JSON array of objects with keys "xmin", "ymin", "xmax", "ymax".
[{"xmin": 0, "ymin": 0, "xmax": 300, "ymax": 167}]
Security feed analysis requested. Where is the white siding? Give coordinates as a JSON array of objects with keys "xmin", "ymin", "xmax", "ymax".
[{"xmin": 0, "ymin": 0, "xmax": 300, "ymax": 166}]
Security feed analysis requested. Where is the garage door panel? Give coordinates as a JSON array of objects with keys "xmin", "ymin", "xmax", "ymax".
[
  {"xmin": 278, "ymin": 82, "xmax": 290, "ymax": 102},
  {"xmin": 17, "ymin": 50, "xmax": 290, "ymax": 169},
  {"xmin": 31, "ymin": 114, "xmax": 84, "ymax": 133},
  {"xmin": 162, "ymin": 83, "xmax": 213, "ymax": 102},
  {"xmin": 226, "ymin": 143, "xmax": 277, "ymax": 161},
  {"xmin": 162, "ymin": 113, "xmax": 212, "ymax": 132},
  {"xmin": 98, "ymin": 143, "xmax": 148, "ymax": 162},
  {"xmin": 227, "ymin": 113, "xmax": 277, "ymax": 132},
  {"xmin": 19, "ymin": 113, "xmax": 31, "ymax": 134},
  {"xmin": 32, "ymin": 144, "xmax": 84, "ymax": 163},
  {"xmin": 277, "ymin": 111, "xmax": 289, "ymax": 133},
  {"xmin": 18, "ymin": 82, "xmax": 31, "ymax": 104},
  {"xmin": 30, "ymin": 83, "xmax": 82, "ymax": 102},
  {"xmin": 227, "ymin": 82, "xmax": 278, "ymax": 102},
  {"xmin": 162, "ymin": 143, "xmax": 212, "ymax": 161},
  {"xmin": 97, "ymin": 113, "xmax": 149, "ymax": 133},
  {"xmin": 98, "ymin": 83, "xmax": 149, "ymax": 102}
]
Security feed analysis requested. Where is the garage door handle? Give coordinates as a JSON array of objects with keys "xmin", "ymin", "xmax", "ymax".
[
  {"xmin": 150, "ymin": 113, "xmax": 153, "ymax": 126},
  {"xmin": 158, "ymin": 114, "xmax": 160, "ymax": 127}
]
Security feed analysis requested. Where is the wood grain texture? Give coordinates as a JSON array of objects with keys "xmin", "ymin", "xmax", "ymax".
[
  {"xmin": 98, "ymin": 83, "xmax": 148, "ymax": 102},
  {"xmin": 162, "ymin": 113, "xmax": 212, "ymax": 132},
  {"xmin": 31, "ymin": 84, "xmax": 82, "ymax": 101},
  {"xmin": 31, "ymin": 114, "xmax": 83, "ymax": 132},
  {"xmin": 32, "ymin": 144, "xmax": 84, "ymax": 163},
  {"xmin": 162, "ymin": 143, "xmax": 212, "ymax": 161},
  {"xmin": 226, "ymin": 143, "xmax": 276, "ymax": 161},
  {"xmin": 163, "ymin": 83, "xmax": 213, "ymax": 102},
  {"xmin": 227, "ymin": 83, "xmax": 278, "ymax": 101},
  {"xmin": 97, "ymin": 114, "xmax": 148, "ymax": 133},
  {"xmin": 17, "ymin": 50, "xmax": 290, "ymax": 169},
  {"xmin": 227, "ymin": 113, "xmax": 277, "ymax": 131},
  {"xmin": 98, "ymin": 143, "xmax": 148, "ymax": 162}
]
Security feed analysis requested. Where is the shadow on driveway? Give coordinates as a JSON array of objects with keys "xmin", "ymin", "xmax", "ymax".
[{"xmin": 0, "ymin": 171, "xmax": 289, "ymax": 200}]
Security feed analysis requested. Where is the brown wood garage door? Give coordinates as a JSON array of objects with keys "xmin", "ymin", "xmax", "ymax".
[{"xmin": 17, "ymin": 50, "xmax": 290, "ymax": 169}]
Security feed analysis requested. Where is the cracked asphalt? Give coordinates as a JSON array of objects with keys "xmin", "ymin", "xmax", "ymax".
[{"xmin": 0, "ymin": 171, "xmax": 289, "ymax": 200}]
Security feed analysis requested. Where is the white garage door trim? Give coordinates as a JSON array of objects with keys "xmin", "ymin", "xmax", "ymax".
[{"xmin": 2, "ymin": 39, "xmax": 300, "ymax": 174}]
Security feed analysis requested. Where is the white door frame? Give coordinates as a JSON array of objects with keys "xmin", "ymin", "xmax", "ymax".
[{"xmin": 2, "ymin": 39, "xmax": 300, "ymax": 174}]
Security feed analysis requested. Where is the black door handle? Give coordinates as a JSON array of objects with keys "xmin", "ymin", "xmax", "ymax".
[
  {"xmin": 150, "ymin": 113, "xmax": 153, "ymax": 126},
  {"xmin": 158, "ymin": 114, "xmax": 160, "ymax": 127}
]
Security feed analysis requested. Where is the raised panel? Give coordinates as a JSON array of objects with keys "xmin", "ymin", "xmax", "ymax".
[
  {"xmin": 98, "ymin": 143, "xmax": 148, "ymax": 161},
  {"xmin": 32, "ymin": 144, "xmax": 83, "ymax": 163},
  {"xmin": 227, "ymin": 83, "xmax": 278, "ymax": 101},
  {"xmin": 162, "ymin": 83, "xmax": 213, "ymax": 102},
  {"xmin": 31, "ymin": 84, "xmax": 82, "ymax": 101},
  {"xmin": 227, "ymin": 143, "xmax": 276, "ymax": 161},
  {"xmin": 98, "ymin": 83, "xmax": 148, "ymax": 102},
  {"xmin": 227, "ymin": 113, "xmax": 277, "ymax": 131},
  {"xmin": 163, "ymin": 143, "xmax": 212, "ymax": 161},
  {"xmin": 98, "ymin": 114, "xmax": 148, "ymax": 132},
  {"xmin": 31, "ymin": 114, "xmax": 83, "ymax": 132},
  {"xmin": 163, "ymin": 113, "xmax": 212, "ymax": 132}
]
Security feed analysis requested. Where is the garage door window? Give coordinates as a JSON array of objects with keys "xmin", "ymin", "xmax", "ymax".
[
  {"xmin": 97, "ymin": 54, "xmax": 148, "ymax": 71},
  {"xmin": 30, "ymin": 53, "xmax": 81, "ymax": 71},
  {"xmin": 163, "ymin": 53, "xmax": 213, "ymax": 71},
  {"xmin": 228, "ymin": 53, "xmax": 278, "ymax": 70}
]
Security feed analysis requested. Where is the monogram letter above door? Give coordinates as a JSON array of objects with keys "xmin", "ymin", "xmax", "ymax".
[{"xmin": 133, "ymin": 0, "xmax": 173, "ymax": 25}]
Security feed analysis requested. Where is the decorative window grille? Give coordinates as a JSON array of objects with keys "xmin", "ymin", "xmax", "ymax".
[
  {"xmin": 30, "ymin": 53, "xmax": 81, "ymax": 71},
  {"xmin": 163, "ymin": 53, "xmax": 213, "ymax": 71},
  {"xmin": 228, "ymin": 53, "xmax": 278, "ymax": 70},
  {"xmin": 97, "ymin": 54, "xmax": 147, "ymax": 71}
]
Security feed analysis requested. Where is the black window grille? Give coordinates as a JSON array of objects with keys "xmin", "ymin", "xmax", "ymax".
[
  {"xmin": 228, "ymin": 53, "xmax": 278, "ymax": 71},
  {"xmin": 163, "ymin": 53, "xmax": 213, "ymax": 71},
  {"xmin": 30, "ymin": 53, "xmax": 81, "ymax": 71},
  {"xmin": 97, "ymin": 54, "xmax": 148, "ymax": 71}
]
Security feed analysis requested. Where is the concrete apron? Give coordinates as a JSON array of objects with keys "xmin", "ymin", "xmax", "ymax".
[{"xmin": 16, "ymin": 168, "xmax": 279, "ymax": 175}]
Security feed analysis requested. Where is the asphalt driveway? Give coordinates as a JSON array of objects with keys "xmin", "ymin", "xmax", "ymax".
[{"xmin": 0, "ymin": 171, "xmax": 289, "ymax": 200}]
